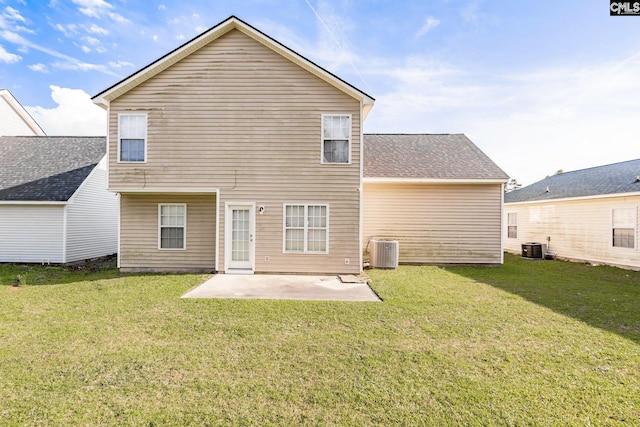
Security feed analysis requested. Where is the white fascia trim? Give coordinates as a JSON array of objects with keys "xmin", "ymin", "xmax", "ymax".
[
  {"xmin": 0, "ymin": 200, "xmax": 68, "ymax": 205},
  {"xmin": 364, "ymin": 178, "xmax": 509, "ymax": 184},
  {"xmin": 109, "ymin": 187, "xmax": 219, "ymax": 194},
  {"xmin": 505, "ymin": 191, "xmax": 640, "ymax": 206}
]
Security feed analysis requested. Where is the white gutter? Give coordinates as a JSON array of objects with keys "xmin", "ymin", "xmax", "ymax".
[
  {"xmin": 364, "ymin": 178, "xmax": 509, "ymax": 184},
  {"xmin": 505, "ymin": 190, "xmax": 640, "ymax": 206}
]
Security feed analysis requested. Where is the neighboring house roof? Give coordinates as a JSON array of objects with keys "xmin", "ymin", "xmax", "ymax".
[
  {"xmin": 505, "ymin": 158, "xmax": 640, "ymax": 203},
  {"xmin": 0, "ymin": 136, "xmax": 105, "ymax": 201},
  {"xmin": 363, "ymin": 134, "xmax": 509, "ymax": 182},
  {"xmin": 0, "ymin": 89, "xmax": 46, "ymax": 136},
  {"xmin": 92, "ymin": 15, "xmax": 375, "ymax": 117}
]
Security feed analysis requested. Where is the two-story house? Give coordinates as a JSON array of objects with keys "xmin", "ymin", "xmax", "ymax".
[
  {"xmin": 93, "ymin": 16, "xmax": 374, "ymax": 274},
  {"xmin": 93, "ymin": 15, "xmax": 508, "ymax": 274}
]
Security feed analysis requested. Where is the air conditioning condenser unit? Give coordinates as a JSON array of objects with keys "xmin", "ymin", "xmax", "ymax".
[{"xmin": 369, "ymin": 239, "xmax": 399, "ymax": 269}]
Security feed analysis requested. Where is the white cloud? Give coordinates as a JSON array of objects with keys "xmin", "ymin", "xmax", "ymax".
[
  {"xmin": 1, "ymin": 29, "xmax": 119, "ymax": 76},
  {"xmin": 159, "ymin": 5, "xmax": 166, "ymax": 11},
  {"xmin": 28, "ymin": 62, "xmax": 48, "ymax": 72},
  {"xmin": 84, "ymin": 36, "xmax": 100, "ymax": 45},
  {"xmin": 81, "ymin": 45, "xmax": 91, "ymax": 53},
  {"xmin": 1, "ymin": 5, "xmax": 33, "ymax": 34},
  {"xmin": 54, "ymin": 23, "xmax": 75, "ymax": 36},
  {"xmin": 108, "ymin": 60, "xmax": 133, "ymax": 68},
  {"xmin": 0, "ymin": 44, "xmax": 20, "ymax": 62},
  {"xmin": 26, "ymin": 86, "xmax": 105, "ymax": 136},
  {"xmin": 108, "ymin": 12, "xmax": 129, "ymax": 24},
  {"xmin": 416, "ymin": 16, "xmax": 440, "ymax": 37},
  {"xmin": 72, "ymin": 0, "xmax": 111, "ymax": 18},
  {"xmin": 71, "ymin": 0, "xmax": 129, "ymax": 23},
  {"xmin": 51, "ymin": 60, "xmax": 107, "ymax": 72},
  {"xmin": 88, "ymin": 24, "xmax": 108, "ymax": 35},
  {"xmin": 3, "ymin": 6, "xmax": 26, "ymax": 23}
]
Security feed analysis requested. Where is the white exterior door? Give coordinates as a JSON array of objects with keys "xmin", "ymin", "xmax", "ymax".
[{"xmin": 225, "ymin": 203, "xmax": 255, "ymax": 273}]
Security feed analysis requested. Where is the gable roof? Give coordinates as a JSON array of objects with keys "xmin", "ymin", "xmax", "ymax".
[
  {"xmin": 92, "ymin": 16, "xmax": 375, "ymax": 117},
  {"xmin": 0, "ymin": 136, "xmax": 105, "ymax": 201},
  {"xmin": 363, "ymin": 134, "xmax": 509, "ymax": 182},
  {"xmin": 505, "ymin": 158, "xmax": 640, "ymax": 203},
  {"xmin": 0, "ymin": 89, "xmax": 46, "ymax": 136}
]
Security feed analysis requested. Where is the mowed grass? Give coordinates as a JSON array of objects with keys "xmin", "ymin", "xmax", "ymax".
[{"xmin": 1, "ymin": 254, "xmax": 638, "ymax": 426}]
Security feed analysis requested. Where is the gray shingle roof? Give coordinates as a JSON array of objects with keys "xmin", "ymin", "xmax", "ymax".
[
  {"xmin": 0, "ymin": 136, "xmax": 106, "ymax": 201},
  {"xmin": 363, "ymin": 134, "xmax": 508, "ymax": 180},
  {"xmin": 505, "ymin": 159, "xmax": 640, "ymax": 203}
]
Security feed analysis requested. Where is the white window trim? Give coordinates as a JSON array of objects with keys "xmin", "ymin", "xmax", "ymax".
[
  {"xmin": 611, "ymin": 207, "xmax": 637, "ymax": 250},
  {"xmin": 158, "ymin": 203, "xmax": 187, "ymax": 251},
  {"xmin": 282, "ymin": 203, "xmax": 329, "ymax": 254},
  {"xmin": 117, "ymin": 112, "xmax": 148, "ymax": 163},
  {"xmin": 320, "ymin": 114, "xmax": 352, "ymax": 165}
]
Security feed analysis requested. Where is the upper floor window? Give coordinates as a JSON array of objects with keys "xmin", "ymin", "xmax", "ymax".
[
  {"xmin": 322, "ymin": 114, "xmax": 351, "ymax": 164},
  {"xmin": 119, "ymin": 114, "xmax": 147, "ymax": 162},
  {"xmin": 612, "ymin": 207, "xmax": 636, "ymax": 249},
  {"xmin": 507, "ymin": 212, "xmax": 517, "ymax": 239}
]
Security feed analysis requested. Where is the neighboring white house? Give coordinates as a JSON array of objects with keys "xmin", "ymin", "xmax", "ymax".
[
  {"xmin": 504, "ymin": 159, "xmax": 640, "ymax": 270},
  {"xmin": 0, "ymin": 136, "xmax": 118, "ymax": 263},
  {"xmin": 0, "ymin": 89, "xmax": 45, "ymax": 136}
]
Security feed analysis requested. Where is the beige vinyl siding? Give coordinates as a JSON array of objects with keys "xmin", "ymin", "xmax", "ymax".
[
  {"xmin": 109, "ymin": 29, "xmax": 361, "ymax": 274},
  {"xmin": 119, "ymin": 194, "xmax": 216, "ymax": 272},
  {"xmin": 0, "ymin": 205, "xmax": 65, "ymax": 263},
  {"xmin": 504, "ymin": 195, "xmax": 640, "ymax": 270},
  {"xmin": 65, "ymin": 159, "xmax": 118, "ymax": 262},
  {"xmin": 363, "ymin": 183, "xmax": 504, "ymax": 264}
]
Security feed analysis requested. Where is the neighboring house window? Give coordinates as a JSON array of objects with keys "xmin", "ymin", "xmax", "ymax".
[
  {"xmin": 322, "ymin": 114, "xmax": 351, "ymax": 164},
  {"xmin": 612, "ymin": 208, "xmax": 636, "ymax": 249},
  {"xmin": 507, "ymin": 213, "xmax": 517, "ymax": 239},
  {"xmin": 159, "ymin": 204, "xmax": 186, "ymax": 250},
  {"xmin": 119, "ymin": 114, "xmax": 147, "ymax": 162},
  {"xmin": 284, "ymin": 204, "xmax": 329, "ymax": 253}
]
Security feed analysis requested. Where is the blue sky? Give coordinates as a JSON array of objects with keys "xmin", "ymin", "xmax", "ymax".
[{"xmin": 1, "ymin": 0, "xmax": 639, "ymax": 185}]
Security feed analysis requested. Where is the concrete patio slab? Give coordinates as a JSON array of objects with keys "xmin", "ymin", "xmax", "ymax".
[{"xmin": 181, "ymin": 274, "xmax": 380, "ymax": 302}]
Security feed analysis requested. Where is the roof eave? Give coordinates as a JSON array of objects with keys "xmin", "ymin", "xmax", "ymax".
[
  {"xmin": 505, "ymin": 190, "xmax": 640, "ymax": 205},
  {"xmin": 0, "ymin": 200, "xmax": 68, "ymax": 205},
  {"xmin": 364, "ymin": 177, "xmax": 509, "ymax": 184}
]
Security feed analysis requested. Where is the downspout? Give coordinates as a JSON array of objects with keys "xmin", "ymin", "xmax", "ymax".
[
  {"xmin": 358, "ymin": 100, "xmax": 364, "ymax": 273},
  {"xmin": 501, "ymin": 183, "xmax": 505, "ymax": 264}
]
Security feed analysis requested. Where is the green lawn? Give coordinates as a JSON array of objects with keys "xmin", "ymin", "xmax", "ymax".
[{"xmin": 1, "ymin": 254, "xmax": 638, "ymax": 426}]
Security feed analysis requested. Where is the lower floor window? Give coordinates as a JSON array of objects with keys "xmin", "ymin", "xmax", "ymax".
[
  {"xmin": 159, "ymin": 204, "xmax": 186, "ymax": 249},
  {"xmin": 507, "ymin": 212, "xmax": 517, "ymax": 239},
  {"xmin": 613, "ymin": 228, "xmax": 635, "ymax": 249},
  {"xmin": 612, "ymin": 208, "xmax": 636, "ymax": 249},
  {"xmin": 284, "ymin": 204, "xmax": 328, "ymax": 253}
]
